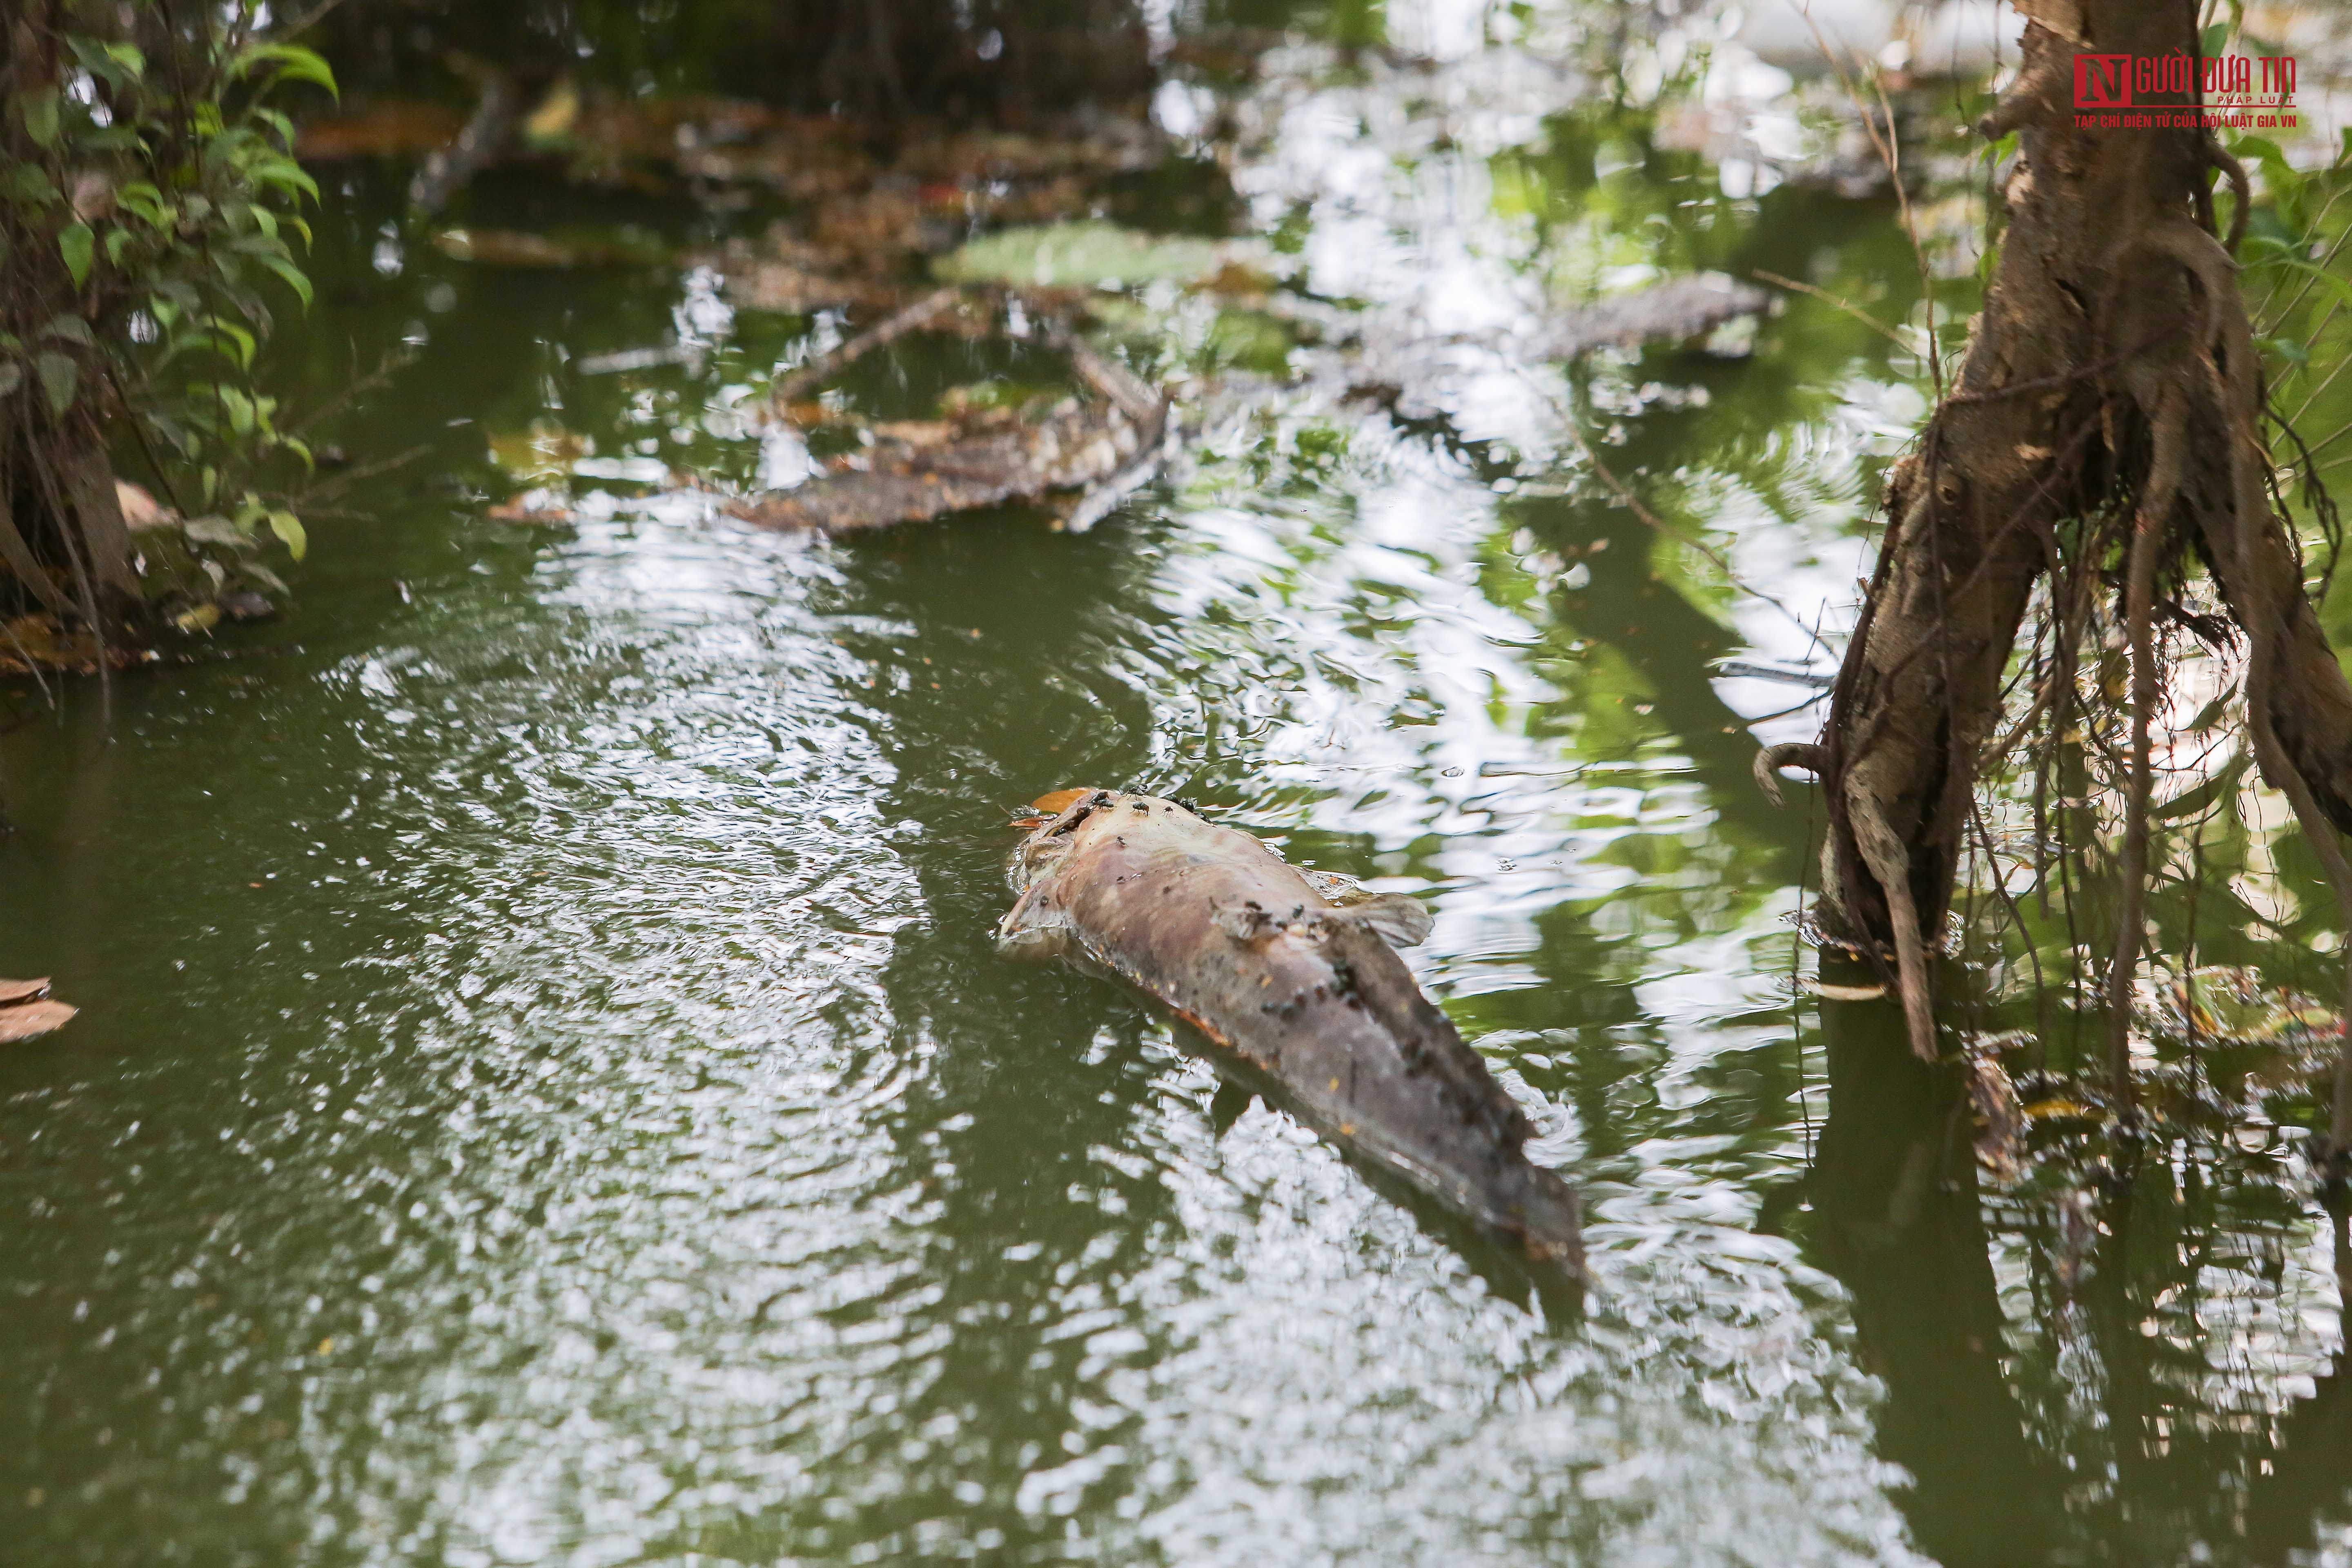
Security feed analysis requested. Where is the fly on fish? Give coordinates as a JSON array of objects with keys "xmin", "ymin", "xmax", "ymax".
[{"xmin": 998, "ymin": 788, "xmax": 1583, "ymax": 1268}]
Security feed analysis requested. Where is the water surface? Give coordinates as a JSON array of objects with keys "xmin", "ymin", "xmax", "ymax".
[{"xmin": 6, "ymin": 7, "xmax": 2351, "ymax": 1565}]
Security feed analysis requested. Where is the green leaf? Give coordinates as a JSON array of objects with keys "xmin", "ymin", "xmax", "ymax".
[
  {"xmin": 247, "ymin": 153, "xmax": 320, "ymax": 203},
  {"xmin": 229, "ymin": 43, "xmax": 339, "ymax": 102},
  {"xmin": 254, "ymin": 251, "xmax": 312, "ymax": 308},
  {"xmin": 39, "ymin": 314, "xmax": 94, "ymax": 346},
  {"xmin": 68, "ymin": 37, "xmax": 146, "ymax": 89},
  {"xmin": 36, "ymin": 351, "xmax": 78, "ymax": 417},
  {"xmin": 2200, "ymin": 21, "xmax": 2230, "ymax": 57},
  {"xmin": 0, "ymin": 361, "xmax": 20, "ymax": 399},
  {"xmin": 116, "ymin": 182, "xmax": 169, "ymax": 227},
  {"xmin": 181, "ymin": 515, "xmax": 253, "ymax": 550},
  {"xmin": 22, "ymin": 89, "xmax": 61, "ymax": 149},
  {"xmin": 5, "ymin": 165, "xmax": 59, "ymax": 208},
  {"xmin": 104, "ymin": 227, "xmax": 134, "ymax": 267},
  {"xmin": 2156, "ymin": 755, "xmax": 2250, "ymax": 822},
  {"xmin": 267, "ymin": 510, "xmax": 307, "ymax": 561},
  {"xmin": 58, "ymin": 220, "xmax": 94, "ymax": 287}
]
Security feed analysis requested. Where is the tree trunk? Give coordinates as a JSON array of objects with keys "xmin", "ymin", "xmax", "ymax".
[{"xmin": 1803, "ymin": 0, "xmax": 2352, "ymax": 1128}]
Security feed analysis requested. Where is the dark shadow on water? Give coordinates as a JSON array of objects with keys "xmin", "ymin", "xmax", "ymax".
[
  {"xmin": 1811, "ymin": 981, "xmax": 2352, "ymax": 1566},
  {"xmin": 1810, "ymin": 988, "xmax": 2064, "ymax": 1568}
]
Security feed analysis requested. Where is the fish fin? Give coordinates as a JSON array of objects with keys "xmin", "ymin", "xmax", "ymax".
[
  {"xmin": 1299, "ymin": 868, "xmax": 1361, "ymax": 900},
  {"xmin": 1213, "ymin": 901, "xmax": 1281, "ymax": 944},
  {"xmin": 1339, "ymin": 893, "xmax": 1432, "ymax": 949}
]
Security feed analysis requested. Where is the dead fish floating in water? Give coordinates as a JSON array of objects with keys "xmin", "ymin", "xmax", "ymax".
[{"xmin": 998, "ymin": 788, "xmax": 1583, "ymax": 1267}]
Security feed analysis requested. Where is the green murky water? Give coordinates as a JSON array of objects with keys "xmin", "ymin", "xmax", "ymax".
[{"xmin": 7, "ymin": 7, "xmax": 2352, "ymax": 1566}]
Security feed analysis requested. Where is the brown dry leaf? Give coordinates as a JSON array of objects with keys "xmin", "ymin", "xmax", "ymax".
[
  {"xmin": 706, "ymin": 233, "xmax": 905, "ymax": 313},
  {"xmin": 868, "ymin": 419, "xmax": 964, "ymax": 447},
  {"xmin": 434, "ymin": 229, "xmax": 582, "ymax": 268},
  {"xmin": 0, "ymin": 977, "xmax": 52, "ymax": 1004},
  {"xmin": 116, "ymin": 479, "xmax": 177, "ymax": 531},
  {"xmin": 296, "ymin": 100, "xmax": 468, "ymax": 161},
  {"xmin": 0, "ymin": 615, "xmax": 149, "ymax": 675},
  {"xmin": 731, "ymin": 398, "xmax": 1156, "ymax": 534},
  {"xmin": 0, "ymin": 998, "xmax": 76, "ymax": 1043},
  {"xmin": 1197, "ymin": 260, "xmax": 1281, "ymax": 298},
  {"xmin": 486, "ymin": 490, "xmax": 577, "ymax": 526}
]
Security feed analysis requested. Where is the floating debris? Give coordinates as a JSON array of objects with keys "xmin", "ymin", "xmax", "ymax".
[
  {"xmin": 726, "ymin": 396, "xmax": 1152, "ymax": 534},
  {"xmin": 937, "ymin": 220, "xmax": 1247, "ymax": 290},
  {"xmin": 998, "ymin": 788, "xmax": 1581, "ymax": 1265},
  {"xmin": 1962, "ymin": 1048, "xmax": 2025, "ymax": 1183},
  {"xmin": 729, "ymin": 296, "xmax": 1170, "ymax": 535},
  {"xmin": 431, "ymin": 227, "xmax": 668, "ymax": 269},
  {"xmin": 1539, "ymin": 274, "xmax": 1775, "ymax": 360},
  {"xmin": 0, "ymin": 978, "xmax": 76, "ymax": 1043}
]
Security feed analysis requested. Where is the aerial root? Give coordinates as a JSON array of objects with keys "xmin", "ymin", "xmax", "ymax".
[
  {"xmin": 1752, "ymin": 742, "xmax": 1826, "ymax": 808},
  {"xmin": 2105, "ymin": 388, "xmax": 2184, "ymax": 1125},
  {"xmin": 1849, "ymin": 785, "xmax": 1939, "ymax": 1060},
  {"xmin": 2146, "ymin": 214, "xmax": 2352, "ymax": 1167},
  {"xmin": 2204, "ymin": 141, "xmax": 2252, "ymax": 255}
]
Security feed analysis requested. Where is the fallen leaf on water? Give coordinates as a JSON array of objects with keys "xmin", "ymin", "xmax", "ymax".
[
  {"xmin": 936, "ymin": 220, "xmax": 1241, "ymax": 289},
  {"xmin": 1805, "ymin": 980, "xmax": 1887, "ymax": 1002},
  {"xmin": 433, "ymin": 227, "xmax": 668, "ymax": 269},
  {"xmin": 0, "ymin": 981, "xmax": 76, "ymax": 1042},
  {"xmin": 295, "ymin": 100, "xmax": 468, "ymax": 160},
  {"xmin": 728, "ymin": 396, "xmax": 1153, "ymax": 533},
  {"xmin": 2021, "ymin": 1098, "xmax": 2099, "ymax": 1122},
  {"xmin": 486, "ymin": 492, "xmax": 578, "ymax": 526}
]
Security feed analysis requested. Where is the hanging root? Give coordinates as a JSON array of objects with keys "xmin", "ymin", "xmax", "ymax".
[
  {"xmin": 2105, "ymin": 389, "xmax": 2185, "ymax": 1126},
  {"xmin": 1847, "ymin": 765, "xmax": 1940, "ymax": 1060},
  {"xmin": 2204, "ymin": 140, "xmax": 2251, "ymax": 256},
  {"xmin": 1752, "ymin": 742, "xmax": 1826, "ymax": 808},
  {"xmin": 2138, "ymin": 214, "xmax": 2352, "ymax": 1174}
]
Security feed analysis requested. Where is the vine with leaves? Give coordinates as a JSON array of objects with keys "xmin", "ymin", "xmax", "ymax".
[{"xmin": 2, "ymin": 2, "xmax": 334, "ymax": 658}]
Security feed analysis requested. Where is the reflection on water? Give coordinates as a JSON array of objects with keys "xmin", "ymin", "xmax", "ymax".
[{"xmin": 4, "ymin": 3, "xmax": 2351, "ymax": 1564}]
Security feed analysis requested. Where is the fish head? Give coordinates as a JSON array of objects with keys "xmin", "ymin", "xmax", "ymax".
[
  {"xmin": 1004, "ymin": 786, "xmax": 1118, "ymax": 893},
  {"xmin": 1004, "ymin": 787, "xmax": 1210, "ymax": 889},
  {"xmin": 999, "ymin": 787, "xmax": 1145, "ymax": 960}
]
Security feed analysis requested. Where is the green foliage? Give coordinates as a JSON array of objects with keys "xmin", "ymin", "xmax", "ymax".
[{"xmin": 1, "ymin": 2, "xmax": 335, "ymax": 613}]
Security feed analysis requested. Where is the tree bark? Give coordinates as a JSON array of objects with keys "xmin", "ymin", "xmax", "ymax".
[{"xmin": 1803, "ymin": 0, "xmax": 2352, "ymax": 1096}]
